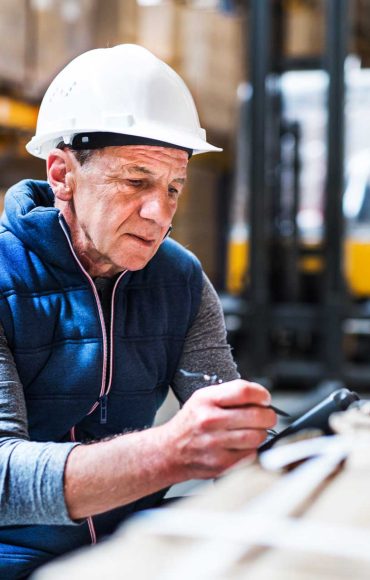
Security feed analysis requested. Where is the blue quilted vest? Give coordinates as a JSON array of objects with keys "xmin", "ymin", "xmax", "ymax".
[{"xmin": 0, "ymin": 180, "xmax": 203, "ymax": 578}]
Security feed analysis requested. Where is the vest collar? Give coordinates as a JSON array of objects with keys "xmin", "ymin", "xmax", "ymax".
[{"xmin": 2, "ymin": 179, "xmax": 81, "ymax": 273}]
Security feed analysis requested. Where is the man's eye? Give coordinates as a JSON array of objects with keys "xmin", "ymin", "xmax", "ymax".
[
  {"xmin": 168, "ymin": 187, "xmax": 179, "ymax": 197},
  {"xmin": 128, "ymin": 180, "xmax": 143, "ymax": 188}
]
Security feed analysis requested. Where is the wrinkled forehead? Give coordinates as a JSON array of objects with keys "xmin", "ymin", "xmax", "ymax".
[{"xmin": 92, "ymin": 145, "xmax": 189, "ymax": 174}]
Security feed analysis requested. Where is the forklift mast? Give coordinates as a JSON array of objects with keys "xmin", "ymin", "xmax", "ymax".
[{"xmin": 225, "ymin": 0, "xmax": 370, "ymax": 389}]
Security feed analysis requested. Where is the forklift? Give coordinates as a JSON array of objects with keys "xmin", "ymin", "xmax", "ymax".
[{"xmin": 223, "ymin": 0, "xmax": 370, "ymax": 391}]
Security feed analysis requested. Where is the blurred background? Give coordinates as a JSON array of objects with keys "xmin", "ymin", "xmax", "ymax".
[{"xmin": 1, "ymin": 0, "xmax": 370, "ymax": 398}]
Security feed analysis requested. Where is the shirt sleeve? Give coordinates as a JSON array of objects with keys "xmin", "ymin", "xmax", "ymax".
[
  {"xmin": 172, "ymin": 272, "xmax": 240, "ymax": 403},
  {"xmin": 0, "ymin": 325, "xmax": 79, "ymax": 525}
]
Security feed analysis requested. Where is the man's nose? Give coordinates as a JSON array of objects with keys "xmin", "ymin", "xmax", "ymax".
[{"xmin": 139, "ymin": 189, "xmax": 173, "ymax": 226}]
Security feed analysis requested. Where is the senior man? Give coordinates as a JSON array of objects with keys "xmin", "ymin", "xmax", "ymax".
[{"xmin": 0, "ymin": 44, "xmax": 275, "ymax": 578}]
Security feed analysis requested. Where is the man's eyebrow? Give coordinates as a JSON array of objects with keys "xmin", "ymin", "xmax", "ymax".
[
  {"xmin": 125, "ymin": 166, "xmax": 186, "ymax": 185},
  {"xmin": 127, "ymin": 165, "xmax": 154, "ymax": 175}
]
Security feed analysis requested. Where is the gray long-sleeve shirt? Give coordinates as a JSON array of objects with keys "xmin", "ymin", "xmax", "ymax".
[{"xmin": 0, "ymin": 273, "xmax": 238, "ymax": 526}]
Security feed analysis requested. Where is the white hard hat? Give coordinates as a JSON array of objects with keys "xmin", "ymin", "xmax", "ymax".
[{"xmin": 26, "ymin": 44, "xmax": 221, "ymax": 159}]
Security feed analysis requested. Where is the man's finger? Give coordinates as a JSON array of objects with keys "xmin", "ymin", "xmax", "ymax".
[
  {"xmin": 217, "ymin": 428, "xmax": 268, "ymax": 450},
  {"xmin": 222, "ymin": 407, "xmax": 276, "ymax": 430},
  {"xmin": 208, "ymin": 380, "xmax": 271, "ymax": 408}
]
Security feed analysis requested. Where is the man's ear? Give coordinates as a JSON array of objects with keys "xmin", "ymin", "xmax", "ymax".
[{"xmin": 47, "ymin": 148, "xmax": 75, "ymax": 201}]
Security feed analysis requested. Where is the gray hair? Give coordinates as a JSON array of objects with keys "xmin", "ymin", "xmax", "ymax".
[{"xmin": 56, "ymin": 142, "xmax": 95, "ymax": 166}]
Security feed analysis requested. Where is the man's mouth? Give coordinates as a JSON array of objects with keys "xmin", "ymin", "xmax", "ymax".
[{"xmin": 126, "ymin": 233, "xmax": 156, "ymax": 247}]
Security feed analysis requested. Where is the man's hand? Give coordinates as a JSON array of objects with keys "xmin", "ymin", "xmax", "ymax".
[
  {"xmin": 65, "ymin": 379, "xmax": 275, "ymax": 519},
  {"xmin": 162, "ymin": 379, "xmax": 276, "ymax": 480}
]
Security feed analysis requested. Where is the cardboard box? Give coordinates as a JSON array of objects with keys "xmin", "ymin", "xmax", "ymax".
[
  {"xmin": 28, "ymin": 0, "xmax": 97, "ymax": 99},
  {"xmin": 0, "ymin": 0, "xmax": 27, "ymax": 87},
  {"xmin": 136, "ymin": 3, "xmax": 180, "ymax": 66},
  {"xmin": 174, "ymin": 157, "xmax": 222, "ymax": 281},
  {"xmin": 351, "ymin": 0, "xmax": 370, "ymax": 67},
  {"xmin": 283, "ymin": 0, "xmax": 325, "ymax": 58},
  {"xmin": 178, "ymin": 7, "xmax": 246, "ymax": 134},
  {"xmin": 116, "ymin": 0, "xmax": 137, "ymax": 44}
]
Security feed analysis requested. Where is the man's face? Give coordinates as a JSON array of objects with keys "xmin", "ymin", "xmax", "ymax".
[{"xmin": 61, "ymin": 145, "xmax": 188, "ymax": 275}]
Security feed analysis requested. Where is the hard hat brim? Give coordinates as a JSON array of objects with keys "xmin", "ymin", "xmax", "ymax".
[{"xmin": 26, "ymin": 127, "xmax": 222, "ymax": 160}]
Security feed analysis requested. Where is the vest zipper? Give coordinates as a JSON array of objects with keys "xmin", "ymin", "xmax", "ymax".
[
  {"xmin": 104, "ymin": 270, "xmax": 127, "ymax": 405},
  {"xmin": 59, "ymin": 216, "xmax": 127, "ymax": 417},
  {"xmin": 59, "ymin": 216, "xmax": 108, "ymax": 414},
  {"xmin": 99, "ymin": 393, "xmax": 108, "ymax": 424},
  {"xmin": 98, "ymin": 263, "xmax": 127, "ymax": 423},
  {"xmin": 60, "ymin": 216, "xmax": 127, "ymax": 546}
]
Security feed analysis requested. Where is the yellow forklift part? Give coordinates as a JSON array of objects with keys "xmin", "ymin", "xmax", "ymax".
[
  {"xmin": 344, "ymin": 237, "xmax": 370, "ymax": 298},
  {"xmin": 298, "ymin": 255, "xmax": 324, "ymax": 273},
  {"xmin": 226, "ymin": 236, "xmax": 370, "ymax": 299},
  {"xmin": 0, "ymin": 96, "xmax": 38, "ymax": 132},
  {"xmin": 226, "ymin": 237, "xmax": 249, "ymax": 295}
]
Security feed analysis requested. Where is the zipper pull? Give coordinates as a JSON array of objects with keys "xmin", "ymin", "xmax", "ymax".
[{"xmin": 100, "ymin": 394, "xmax": 108, "ymax": 424}]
